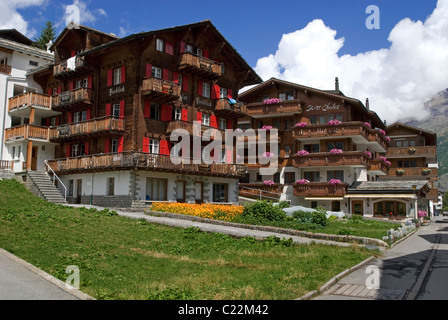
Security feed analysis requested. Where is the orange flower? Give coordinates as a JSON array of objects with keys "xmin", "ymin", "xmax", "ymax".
[{"xmin": 150, "ymin": 203, "xmax": 243, "ymax": 222}]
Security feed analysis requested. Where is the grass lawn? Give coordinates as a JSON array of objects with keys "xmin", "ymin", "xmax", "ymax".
[{"xmin": 0, "ymin": 179, "xmax": 377, "ymax": 300}]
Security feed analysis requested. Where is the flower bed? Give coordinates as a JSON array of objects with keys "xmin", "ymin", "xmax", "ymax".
[{"xmin": 150, "ymin": 202, "xmax": 243, "ymax": 222}]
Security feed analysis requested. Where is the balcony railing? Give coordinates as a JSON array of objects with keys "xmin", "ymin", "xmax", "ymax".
[
  {"xmin": 9, "ymin": 92, "xmax": 52, "ymax": 112},
  {"xmin": 367, "ymin": 159, "xmax": 390, "ymax": 175},
  {"xmin": 243, "ymin": 100, "xmax": 303, "ymax": 117},
  {"xmin": 0, "ymin": 64, "xmax": 12, "ymax": 75},
  {"xmin": 49, "ymin": 117, "xmax": 125, "ymax": 142},
  {"xmin": 386, "ymin": 167, "xmax": 438, "ymax": 179},
  {"xmin": 5, "ymin": 125, "xmax": 56, "ymax": 142},
  {"xmin": 46, "ymin": 152, "xmax": 247, "ymax": 178},
  {"xmin": 178, "ymin": 52, "xmax": 223, "ymax": 78},
  {"xmin": 293, "ymin": 122, "xmax": 389, "ymax": 151},
  {"xmin": 0, "ymin": 160, "xmax": 13, "ymax": 170},
  {"xmin": 293, "ymin": 151, "xmax": 368, "ymax": 168},
  {"xmin": 293, "ymin": 182, "xmax": 348, "ymax": 197},
  {"xmin": 142, "ymin": 77, "xmax": 181, "ymax": 102},
  {"xmin": 52, "ymin": 88, "xmax": 94, "ymax": 111},
  {"xmin": 53, "ymin": 56, "xmax": 89, "ymax": 79},
  {"xmin": 166, "ymin": 120, "xmax": 226, "ymax": 136},
  {"xmin": 385, "ymin": 146, "xmax": 437, "ymax": 158},
  {"xmin": 215, "ymin": 99, "xmax": 246, "ymax": 118}
]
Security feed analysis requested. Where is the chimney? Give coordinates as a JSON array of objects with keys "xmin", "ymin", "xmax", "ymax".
[
  {"xmin": 366, "ymin": 98, "xmax": 370, "ymax": 111},
  {"xmin": 335, "ymin": 77, "xmax": 339, "ymax": 91}
]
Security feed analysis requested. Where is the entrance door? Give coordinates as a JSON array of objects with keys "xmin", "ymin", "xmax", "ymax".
[
  {"xmin": 76, "ymin": 179, "xmax": 82, "ymax": 204},
  {"xmin": 31, "ymin": 146, "xmax": 38, "ymax": 171},
  {"xmin": 352, "ymin": 201, "xmax": 364, "ymax": 215}
]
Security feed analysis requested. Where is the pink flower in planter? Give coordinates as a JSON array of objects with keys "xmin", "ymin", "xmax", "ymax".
[
  {"xmin": 263, "ymin": 152, "xmax": 274, "ymax": 158},
  {"xmin": 329, "ymin": 149, "xmax": 343, "ymax": 155},
  {"xmin": 264, "ymin": 180, "xmax": 275, "ymax": 186},
  {"xmin": 295, "ymin": 122, "xmax": 308, "ymax": 128},
  {"xmin": 379, "ymin": 156, "xmax": 387, "ymax": 162},
  {"xmin": 328, "ymin": 119, "xmax": 342, "ymax": 126},
  {"xmin": 297, "ymin": 150, "xmax": 310, "ymax": 156},
  {"xmin": 418, "ymin": 210, "xmax": 427, "ymax": 218},
  {"xmin": 261, "ymin": 125, "xmax": 273, "ymax": 131},
  {"xmin": 329, "ymin": 179, "xmax": 342, "ymax": 186},
  {"xmin": 385, "ymin": 137, "xmax": 391, "ymax": 142},
  {"xmin": 263, "ymin": 98, "xmax": 282, "ymax": 105},
  {"xmin": 364, "ymin": 151, "xmax": 372, "ymax": 158},
  {"xmin": 379, "ymin": 129, "xmax": 386, "ymax": 136},
  {"xmin": 364, "ymin": 122, "xmax": 371, "ymax": 128},
  {"xmin": 296, "ymin": 179, "xmax": 310, "ymax": 185}
]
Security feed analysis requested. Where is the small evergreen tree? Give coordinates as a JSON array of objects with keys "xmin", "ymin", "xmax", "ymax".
[{"xmin": 34, "ymin": 21, "xmax": 56, "ymax": 50}]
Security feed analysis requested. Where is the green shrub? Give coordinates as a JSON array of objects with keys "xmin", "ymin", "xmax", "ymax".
[
  {"xmin": 311, "ymin": 207, "xmax": 328, "ymax": 227},
  {"xmin": 293, "ymin": 211, "xmax": 313, "ymax": 223},
  {"xmin": 242, "ymin": 201, "xmax": 286, "ymax": 221}
]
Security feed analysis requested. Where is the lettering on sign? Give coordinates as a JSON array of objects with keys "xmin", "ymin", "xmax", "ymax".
[
  {"xmin": 196, "ymin": 97, "xmax": 212, "ymax": 108},
  {"xmin": 109, "ymin": 85, "xmax": 125, "ymax": 97},
  {"xmin": 306, "ymin": 103, "xmax": 340, "ymax": 112}
]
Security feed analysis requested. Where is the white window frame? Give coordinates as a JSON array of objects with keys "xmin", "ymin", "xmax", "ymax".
[
  {"xmin": 202, "ymin": 114, "xmax": 210, "ymax": 127},
  {"xmin": 112, "ymin": 104, "xmax": 121, "ymax": 118},
  {"xmin": 174, "ymin": 108, "xmax": 182, "ymax": 121},
  {"xmin": 156, "ymin": 38, "xmax": 165, "ymax": 52},
  {"xmin": 219, "ymin": 118, "xmax": 226, "ymax": 130},
  {"xmin": 152, "ymin": 66, "xmax": 162, "ymax": 79},
  {"xmin": 113, "ymin": 68, "xmax": 122, "ymax": 86},
  {"xmin": 149, "ymin": 139, "xmax": 160, "ymax": 154},
  {"xmin": 202, "ymin": 82, "xmax": 210, "ymax": 98},
  {"xmin": 71, "ymin": 144, "xmax": 79, "ymax": 157},
  {"xmin": 111, "ymin": 139, "xmax": 119, "ymax": 153},
  {"xmin": 220, "ymin": 87, "xmax": 228, "ymax": 99}
]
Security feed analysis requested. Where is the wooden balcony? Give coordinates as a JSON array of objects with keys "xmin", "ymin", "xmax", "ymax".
[
  {"xmin": 243, "ymin": 100, "xmax": 303, "ymax": 117},
  {"xmin": 46, "ymin": 152, "xmax": 248, "ymax": 178},
  {"xmin": 215, "ymin": 99, "xmax": 246, "ymax": 118},
  {"xmin": 293, "ymin": 122, "xmax": 389, "ymax": 152},
  {"xmin": 385, "ymin": 146, "xmax": 437, "ymax": 158},
  {"xmin": 52, "ymin": 88, "xmax": 94, "ymax": 112},
  {"xmin": 5, "ymin": 125, "xmax": 56, "ymax": 143},
  {"xmin": 239, "ymin": 183, "xmax": 283, "ymax": 200},
  {"xmin": 166, "ymin": 120, "xmax": 225, "ymax": 137},
  {"xmin": 293, "ymin": 182, "xmax": 348, "ymax": 197},
  {"xmin": 293, "ymin": 151, "xmax": 368, "ymax": 168},
  {"xmin": 49, "ymin": 117, "xmax": 125, "ymax": 142},
  {"xmin": 0, "ymin": 64, "xmax": 12, "ymax": 75},
  {"xmin": 178, "ymin": 52, "xmax": 223, "ymax": 79},
  {"xmin": 381, "ymin": 167, "xmax": 439, "ymax": 180},
  {"xmin": 8, "ymin": 92, "xmax": 52, "ymax": 113},
  {"xmin": 141, "ymin": 77, "xmax": 181, "ymax": 103},
  {"xmin": 367, "ymin": 159, "xmax": 390, "ymax": 176},
  {"xmin": 53, "ymin": 56, "xmax": 93, "ymax": 80}
]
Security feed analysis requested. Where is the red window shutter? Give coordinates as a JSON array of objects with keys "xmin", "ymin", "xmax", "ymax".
[
  {"xmin": 71, "ymin": 50, "xmax": 76, "ymax": 57},
  {"xmin": 86, "ymin": 109, "xmax": 91, "ymax": 121},
  {"xmin": 160, "ymin": 140, "xmax": 169, "ymax": 155},
  {"xmin": 107, "ymin": 69, "xmax": 113, "ymax": 87},
  {"xmin": 118, "ymin": 137, "xmax": 124, "ymax": 153},
  {"xmin": 196, "ymin": 112, "xmax": 202, "ymax": 123},
  {"xmin": 55, "ymin": 116, "xmax": 60, "ymax": 126},
  {"xmin": 212, "ymin": 84, "xmax": 220, "ymax": 100},
  {"xmin": 84, "ymin": 142, "xmax": 90, "ymax": 155},
  {"xmin": 47, "ymin": 88, "xmax": 52, "ymax": 96},
  {"xmin": 68, "ymin": 112, "xmax": 73, "ymax": 124},
  {"xmin": 121, "ymin": 65, "xmax": 126, "ymax": 83},
  {"xmin": 161, "ymin": 104, "xmax": 172, "ymax": 121},
  {"xmin": 88, "ymin": 75, "xmax": 93, "ymax": 89},
  {"xmin": 106, "ymin": 103, "xmax": 111, "ymax": 116},
  {"xmin": 66, "ymin": 145, "xmax": 71, "ymax": 158},
  {"xmin": 180, "ymin": 41, "xmax": 186, "ymax": 53},
  {"xmin": 182, "ymin": 75, "xmax": 188, "ymax": 92},
  {"xmin": 210, "ymin": 115, "xmax": 217, "ymax": 128},
  {"xmin": 145, "ymin": 63, "xmax": 152, "ymax": 78},
  {"xmin": 104, "ymin": 138, "xmax": 110, "ymax": 154},
  {"xmin": 227, "ymin": 119, "xmax": 233, "ymax": 129},
  {"xmin": 45, "ymin": 118, "xmax": 50, "ymax": 127},
  {"xmin": 162, "ymin": 68, "xmax": 169, "ymax": 81},
  {"xmin": 120, "ymin": 100, "xmax": 125, "ymax": 118},
  {"xmin": 203, "ymin": 49, "xmax": 209, "ymax": 59},
  {"xmin": 181, "ymin": 108, "xmax": 188, "ymax": 122},
  {"xmin": 165, "ymin": 42, "xmax": 174, "ymax": 55},
  {"xmin": 198, "ymin": 80, "xmax": 203, "ymax": 96},
  {"xmin": 144, "ymin": 101, "xmax": 151, "ymax": 118},
  {"xmin": 57, "ymin": 86, "xmax": 62, "ymax": 95},
  {"xmin": 173, "ymin": 72, "xmax": 179, "ymax": 83},
  {"xmin": 143, "ymin": 137, "xmax": 150, "ymax": 153},
  {"xmin": 228, "ymin": 89, "xmax": 233, "ymax": 99},
  {"xmin": 69, "ymin": 81, "xmax": 74, "ymax": 90}
]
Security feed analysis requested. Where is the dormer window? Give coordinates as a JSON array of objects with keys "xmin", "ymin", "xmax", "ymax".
[{"xmin": 156, "ymin": 38, "xmax": 164, "ymax": 52}]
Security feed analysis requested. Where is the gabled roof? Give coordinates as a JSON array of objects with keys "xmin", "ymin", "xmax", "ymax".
[
  {"xmin": 386, "ymin": 122, "xmax": 436, "ymax": 136},
  {"xmin": 0, "ymin": 29, "xmax": 33, "ymax": 46}
]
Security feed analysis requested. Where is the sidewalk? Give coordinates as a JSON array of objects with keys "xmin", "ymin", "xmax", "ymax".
[{"xmin": 313, "ymin": 216, "xmax": 443, "ymax": 300}]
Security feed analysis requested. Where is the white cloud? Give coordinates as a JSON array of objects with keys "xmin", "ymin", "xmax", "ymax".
[
  {"xmin": 253, "ymin": 0, "xmax": 448, "ymax": 123},
  {"xmin": 0, "ymin": 0, "xmax": 47, "ymax": 37}
]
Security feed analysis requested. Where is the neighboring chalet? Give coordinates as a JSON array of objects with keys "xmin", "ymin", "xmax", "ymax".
[
  {"xmin": 237, "ymin": 78, "xmax": 435, "ymax": 219},
  {"xmin": 6, "ymin": 21, "xmax": 261, "ymax": 207}
]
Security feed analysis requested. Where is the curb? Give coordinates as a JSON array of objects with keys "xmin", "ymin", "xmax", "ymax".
[
  {"xmin": 296, "ymin": 256, "xmax": 377, "ymax": 300},
  {"xmin": 145, "ymin": 210, "xmax": 389, "ymax": 247},
  {"xmin": 0, "ymin": 248, "xmax": 95, "ymax": 300}
]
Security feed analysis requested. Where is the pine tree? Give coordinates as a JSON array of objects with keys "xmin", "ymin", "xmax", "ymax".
[{"xmin": 34, "ymin": 21, "xmax": 56, "ymax": 50}]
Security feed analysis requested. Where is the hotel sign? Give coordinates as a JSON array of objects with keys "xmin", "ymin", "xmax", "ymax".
[
  {"xmin": 109, "ymin": 85, "xmax": 125, "ymax": 97},
  {"xmin": 306, "ymin": 103, "xmax": 340, "ymax": 112}
]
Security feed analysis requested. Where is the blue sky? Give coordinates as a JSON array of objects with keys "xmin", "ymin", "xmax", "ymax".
[
  {"xmin": 3, "ymin": 0, "xmax": 447, "ymax": 122},
  {"xmin": 15, "ymin": 0, "xmax": 438, "ymax": 67}
]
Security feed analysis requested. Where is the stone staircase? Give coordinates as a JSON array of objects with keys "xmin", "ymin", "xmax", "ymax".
[{"xmin": 27, "ymin": 171, "xmax": 67, "ymax": 205}]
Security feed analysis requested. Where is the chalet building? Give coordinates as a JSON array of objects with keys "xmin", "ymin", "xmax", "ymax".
[
  {"xmin": 237, "ymin": 78, "xmax": 434, "ymax": 218},
  {"xmin": 0, "ymin": 29, "xmax": 53, "ymax": 173},
  {"xmin": 4, "ymin": 21, "xmax": 261, "ymax": 207}
]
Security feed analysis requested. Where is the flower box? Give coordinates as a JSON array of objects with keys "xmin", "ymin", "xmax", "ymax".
[
  {"xmin": 296, "ymin": 179, "xmax": 310, "ymax": 185},
  {"xmin": 328, "ymin": 119, "xmax": 341, "ymax": 126},
  {"xmin": 329, "ymin": 149, "xmax": 343, "ymax": 155},
  {"xmin": 364, "ymin": 151, "xmax": 372, "ymax": 159},
  {"xmin": 329, "ymin": 179, "xmax": 342, "ymax": 186},
  {"xmin": 294, "ymin": 122, "xmax": 308, "ymax": 128},
  {"xmin": 263, "ymin": 98, "xmax": 282, "ymax": 105},
  {"xmin": 263, "ymin": 180, "xmax": 275, "ymax": 186},
  {"xmin": 296, "ymin": 150, "xmax": 310, "ymax": 156}
]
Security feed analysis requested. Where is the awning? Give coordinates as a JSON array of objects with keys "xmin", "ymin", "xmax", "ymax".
[
  {"xmin": 344, "ymin": 194, "xmax": 416, "ymax": 199},
  {"xmin": 305, "ymin": 197, "xmax": 345, "ymax": 201}
]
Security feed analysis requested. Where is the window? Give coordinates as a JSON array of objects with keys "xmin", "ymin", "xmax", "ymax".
[
  {"xmin": 279, "ymin": 92, "xmax": 294, "ymax": 100},
  {"xmin": 220, "ymin": 87, "xmax": 228, "ymax": 99},
  {"xmin": 68, "ymin": 180, "xmax": 74, "ymax": 197},
  {"xmin": 186, "ymin": 44, "xmax": 194, "ymax": 53},
  {"xmin": 327, "ymin": 142, "xmax": 344, "ymax": 152},
  {"xmin": 150, "ymin": 103, "xmax": 160, "ymax": 120},
  {"xmin": 71, "ymin": 144, "xmax": 79, "ymax": 157},
  {"xmin": 284, "ymin": 145, "xmax": 292, "ymax": 157},
  {"xmin": 284, "ymin": 119, "xmax": 294, "ymax": 131},
  {"xmin": 12, "ymin": 146, "xmax": 16, "ymax": 160},
  {"xmin": 107, "ymin": 178, "xmax": 115, "ymax": 196},
  {"xmin": 73, "ymin": 111, "xmax": 87, "ymax": 123},
  {"xmin": 29, "ymin": 60, "xmax": 38, "ymax": 67},
  {"xmin": 113, "ymin": 68, "xmax": 122, "ymax": 85},
  {"xmin": 146, "ymin": 178, "xmax": 167, "ymax": 201},
  {"xmin": 332, "ymin": 201, "xmax": 341, "ymax": 212},
  {"xmin": 304, "ymin": 144, "xmax": 320, "ymax": 153},
  {"xmin": 304, "ymin": 171, "xmax": 320, "ymax": 182},
  {"xmin": 202, "ymin": 82, "xmax": 210, "ymax": 98},
  {"xmin": 213, "ymin": 183, "xmax": 228, "ymax": 203},
  {"xmin": 219, "ymin": 118, "xmax": 226, "ymax": 130},
  {"xmin": 111, "ymin": 139, "xmax": 119, "ymax": 153},
  {"xmin": 273, "ymin": 119, "xmax": 281, "ymax": 129},
  {"xmin": 202, "ymin": 114, "xmax": 210, "ymax": 127},
  {"xmin": 327, "ymin": 170, "xmax": 344, "ymax": 182},
  {"xmin": 156, "ymin": 38, "xmax": 165, "ymax": 52},
  {"xmin": 112, "ymin": 104, "xmax": 121, "ymax": 118},
  {"xmin": 284, "ymin": 172, "xmax": 295, "ymax": 184},
  {"xmin": 173, "ymin": 108, "xmax": 182, "ymax": 121},
  {"xmin": 152, "ymin": 66, "xmax": 162, "ymax": 79},
  {"xmin": 177, "ymin": 180, "xmax": 186, "ymax": 202},
  {"xmin": 149, "ymin": 139, "xmax": 160, "ymax": 154},
  {"xmin": 274, "ymin": 173, "xmax": 280, "ymax": 183}
]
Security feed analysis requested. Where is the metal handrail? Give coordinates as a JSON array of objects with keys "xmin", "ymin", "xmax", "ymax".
[{"xmin": 44, "ymin": 160, "xmax": 67, "ymax": 201}]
